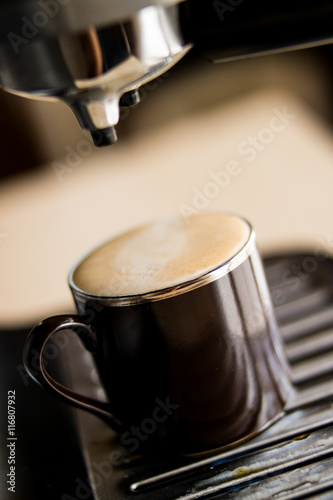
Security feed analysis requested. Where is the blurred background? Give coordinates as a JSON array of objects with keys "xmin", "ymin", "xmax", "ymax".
[
  {"xmin": 1, "ymin": 46, "xmax": 333, "ymax": 327},
  {"xmin": 2, "ymin": 44, "xmax": 333, "ymax": 499}
]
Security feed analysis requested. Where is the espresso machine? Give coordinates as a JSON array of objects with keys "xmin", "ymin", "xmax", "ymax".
[
  {"xmin": 2, "ymin": 1, "xmax": 333, "ymax": 499},
  {"xmin": 1, "ymin": 0, "xmax": 333, "ymax": 146}
]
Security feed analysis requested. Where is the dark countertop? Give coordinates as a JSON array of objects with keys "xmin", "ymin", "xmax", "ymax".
[{"xmin": 0, "ymin": 328, "xmax": 89, "ymax": 500}]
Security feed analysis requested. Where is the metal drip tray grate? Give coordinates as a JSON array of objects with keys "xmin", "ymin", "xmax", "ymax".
[{"xmin": 65, "ymin": 253, "xmax": 333, "ymax": 499}]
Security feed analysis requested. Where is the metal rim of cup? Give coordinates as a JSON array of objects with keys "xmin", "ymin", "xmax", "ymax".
[{"xmin": 68, "ymin": 219, "xmax": 256, "ymax": 306}]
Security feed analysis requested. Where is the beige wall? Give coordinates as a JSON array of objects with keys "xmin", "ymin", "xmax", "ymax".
[{"xmin": 2, "ymin": 48, "xmax": 333, "ymax": 327}]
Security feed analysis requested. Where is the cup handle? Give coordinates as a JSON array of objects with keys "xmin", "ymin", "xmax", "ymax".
[{"xmin": 23, "ymin": 314, "xmax": 124, "ymax": 432}]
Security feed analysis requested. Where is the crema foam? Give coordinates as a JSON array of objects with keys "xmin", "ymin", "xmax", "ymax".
[{"xmin": 72, "ymin": 213, "xmax": 250, "ymax": 297}]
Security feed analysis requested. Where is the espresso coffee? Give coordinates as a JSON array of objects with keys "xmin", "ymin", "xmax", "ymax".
[
  {"xmin": 24, "ymin": 212, "xmax": 292, "ymax": 455},
  {"xmin": 73, "ymin": 213, "xmax": 251, "ymax": 297}
]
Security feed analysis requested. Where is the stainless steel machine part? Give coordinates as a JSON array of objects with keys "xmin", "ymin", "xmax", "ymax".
[
  {"xmin": 1, "ymin": 0, "xmax": 333, "ymax": 145},
  {"xmin": 0, "ymin": 0, "xmax": 190, "ymax": 145}
]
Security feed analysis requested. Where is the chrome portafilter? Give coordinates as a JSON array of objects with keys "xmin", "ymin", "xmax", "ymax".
[{"xmin": 0, "ymin": 0, "xmax": 191, "ymax": 145}]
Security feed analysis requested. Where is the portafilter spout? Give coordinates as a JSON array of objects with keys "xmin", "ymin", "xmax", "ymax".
[{"xmin": 0, "ymin": 0, "xmax": 191, "ymax": 146}]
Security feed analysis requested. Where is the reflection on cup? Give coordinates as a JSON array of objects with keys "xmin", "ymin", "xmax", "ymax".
[{"xmin": 23, "ymin": 213, "xmax": 292, "ymax": 455}]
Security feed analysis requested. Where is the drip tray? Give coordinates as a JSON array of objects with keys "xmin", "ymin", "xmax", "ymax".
[{"xmin": 63, "ymin": 253, "xmax": 333, "ymax": 499}]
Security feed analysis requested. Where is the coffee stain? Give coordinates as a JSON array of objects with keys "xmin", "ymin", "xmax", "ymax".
[
  {"xmin": 293, "ymin": 433, "xmax": 310, "ymax": 441},
  {"xmin": 233, "ymin": 466, "xmax": 261, "ymax": 478}
]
